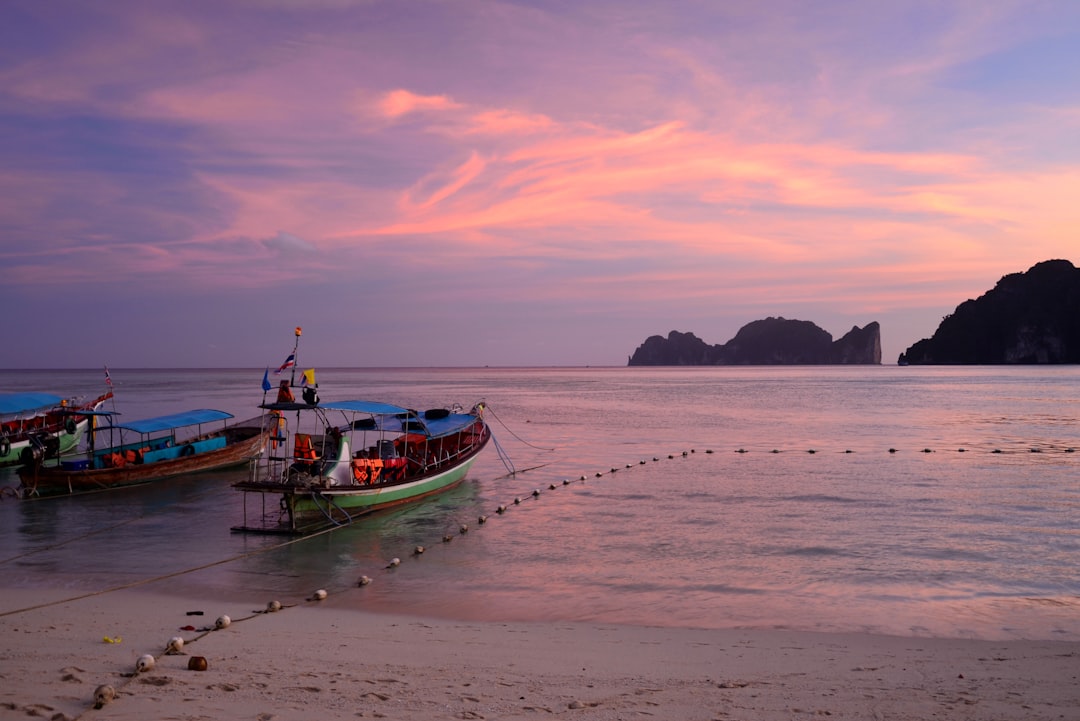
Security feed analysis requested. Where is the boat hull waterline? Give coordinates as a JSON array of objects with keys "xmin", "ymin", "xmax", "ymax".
[
  {"xmin": 232, "ymin": 401, "xmax": 491, "ymax": 534},
  {"xmin": 17, "ymin": 414, "xmax": 268, "ymax": 498}
]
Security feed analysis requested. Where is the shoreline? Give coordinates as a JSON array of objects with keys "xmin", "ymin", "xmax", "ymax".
[{"xmin": 2, "ymin": 587, "xmax": 1078, "ymax": 720}]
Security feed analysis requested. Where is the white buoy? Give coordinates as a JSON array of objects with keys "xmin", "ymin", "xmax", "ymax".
[
  {"xmin": 266, "ymin": 600, "xmax": 282, "ymax": 612},
  {"xmin": 215, "ymin": 614, "xmax": 231, "ymax": 630},
  {"xmin": 386, "ymin": 557, "xmax": 401, "ymax": 569},
  {"xmin": 532, "ymin": 489, "xmax": 540, "ymax": 497},
  {"xmin": 443, "ymin": 534, "xmax": 454, "ymax": 543},
  {"xmin": 93, "ymin": 684, "xmax": 116, "ymax": 709},
  {"xmin": 459, "ymin": 523, "xmax": 469, "ymax": 534},
  {"xmin": 165, "ymin": 636, "xmax": 184, "ymax": 655},
  {"xmin": 358, "ymin": 575, "xmax": 373, "ymax": 586},
  {"xmin": 414, "ymin": 545, "xmax": 425, "ymax": 555},
  {"xmin": 135, "ymin": 654, "xmax": 155, "ymax": 673},
  {"xmin": 496, "ymin": 505, "xmax": 507, "ymax": 514},
  {"xmin": 478, "ymin": 515, "xmax": 488, "ymax": 524},
  {"xmin": 310, "ymin": 589, "xmax": 328, "ymax": 601}
]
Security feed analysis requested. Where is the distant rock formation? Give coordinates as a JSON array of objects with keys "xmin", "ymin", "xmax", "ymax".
[
  {"xmin": 628, "ymin": 318, "xmax": 882, "ymax": 366},
  {"xmin": 899, "ymin": 259, "xmax": 1080, "ymax": 364}
]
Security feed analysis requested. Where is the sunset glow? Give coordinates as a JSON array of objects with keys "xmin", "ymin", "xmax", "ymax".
[{"xmin": 2, "ymin": 1, "xmax": 1078, "ymax": 367}]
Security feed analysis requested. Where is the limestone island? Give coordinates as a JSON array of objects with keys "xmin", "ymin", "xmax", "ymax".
[
  {"xmin": 899, "ymin": 259, "xmax": 1080, "ymax": 365},
  {"xmin": 628, "ymin": 318, "xmax": 882, "ymax": 366}
]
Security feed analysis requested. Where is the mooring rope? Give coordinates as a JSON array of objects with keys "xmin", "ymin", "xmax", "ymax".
[
  {"xmin": 0, "ymin": 481, "xmax": 233, "ymax": 566},
  {"xmin": 483, "ymin": 405, "xmax": 555, "ymax": 451}
]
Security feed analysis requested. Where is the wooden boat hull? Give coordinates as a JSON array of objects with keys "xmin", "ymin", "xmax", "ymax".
[{"xmin": 17, "ymin": 427, "xmax": 267, "ymax": 498}]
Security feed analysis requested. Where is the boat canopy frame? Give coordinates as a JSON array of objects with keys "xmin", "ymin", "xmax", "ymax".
[{"xmin": 105, "ymin": 409, "xmax": 235, "ymax": 435}]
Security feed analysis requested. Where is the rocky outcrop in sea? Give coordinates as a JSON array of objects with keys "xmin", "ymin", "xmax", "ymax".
[
  {"xmin": 628, "ymin": 318, "xmax": 882, "ymax": 366},
  {"xmin": 899, "ymin": 259, "xmax": 1080, "ymax": 364}
]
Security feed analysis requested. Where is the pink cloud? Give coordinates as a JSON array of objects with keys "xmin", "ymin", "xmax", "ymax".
[{"xmin": 378, "ymin": 89, "xmax": 462, "ymax": 119}]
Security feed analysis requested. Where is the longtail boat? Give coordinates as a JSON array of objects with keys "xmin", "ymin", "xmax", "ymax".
[
  {"xmin": 231, "ymin": 327, "xmax": 490, "ymax": 533},
  {"xmin": 0, "ymin": 391, "xmax": 113, "ymax": 468},
  {"xmin": 231, "ymin": 399, "xmax": 490, "ymax": 534},
  {"xmin": 17, "ymin": 408, "xmax": 267, "ymax": 498}
]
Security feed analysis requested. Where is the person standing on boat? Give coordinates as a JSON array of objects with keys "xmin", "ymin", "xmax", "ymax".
[{"xmin": 276, "ymin": 380, "xmax": 295, "ymax": 404}]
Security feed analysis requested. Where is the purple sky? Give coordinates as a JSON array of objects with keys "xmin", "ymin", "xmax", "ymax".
[{"xmin": 3, "ymin": 1, "xmax": 1078, "ymax": 368}]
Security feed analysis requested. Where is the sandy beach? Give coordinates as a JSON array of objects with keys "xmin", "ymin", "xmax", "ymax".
[{"xmin": 1, "ymin": 586, "xmax": 1077, "ymax": 721}]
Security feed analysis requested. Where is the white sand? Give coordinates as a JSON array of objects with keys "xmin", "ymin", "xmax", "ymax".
[{"xmin": 1, "ymin": 586, "xmax": 1078, "ymax": 720}]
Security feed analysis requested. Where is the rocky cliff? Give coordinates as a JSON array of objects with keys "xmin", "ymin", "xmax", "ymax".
[
  {"xmin": 899, "ymin": 259, "xmax": 1080, "ymax": 364},
  {"xmin": 628, "ymin": 318, "xmax": 882, "ymax": 366}
]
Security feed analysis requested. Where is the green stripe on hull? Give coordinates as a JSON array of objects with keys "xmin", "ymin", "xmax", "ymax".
[
  {"xmin": 292, "ymin": 455, "xmax": 480, "ymax": 515},
  {"xmin": 0, "ymin": 423, "xmax": 84, "ymax": 467}
]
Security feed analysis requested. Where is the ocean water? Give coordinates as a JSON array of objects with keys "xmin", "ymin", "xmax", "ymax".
[{"xmin": 1, "ymin": 366, "xmax": 1078, "ymax": 640}]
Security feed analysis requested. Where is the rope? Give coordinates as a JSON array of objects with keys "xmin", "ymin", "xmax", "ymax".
[
  {"xmin": 482, "ymin": 405, "xmax": 555, "ymax": 451},
  {"xmin": 0, "ymin": 481, "xmax": 230, "ymax": 566},
  {"xmin": 0, "ymin": 521, "xmax": 344, "ymax": 619},
  {"xmin": 490, "ymin": 431, "xmax": 516, "ymax": 475}
]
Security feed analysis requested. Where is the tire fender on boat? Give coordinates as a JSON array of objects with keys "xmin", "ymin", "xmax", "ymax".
[
  {"xmin": 180, "ymin": 443, "xmax": 195, "ymax": 457},
  {"xmin": 64, "ymin": 418, "xmax": 77, "ymax": 435},
  {"xmin": 0, "ymin": 436, "xmax": 10, "ymax": 457}
]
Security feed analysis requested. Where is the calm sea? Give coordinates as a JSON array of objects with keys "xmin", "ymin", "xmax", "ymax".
[{"xmin": 1, "ymin": 366, "xmax": 1078, "ymax": 640}]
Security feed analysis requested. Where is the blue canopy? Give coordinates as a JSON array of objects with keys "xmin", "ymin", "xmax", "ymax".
[
  {"xmin": 0, "ymin": 392, "xmax": 63, "ymax": 416},
  {"xmin": 321, "ymin": 400, "xmax": 412, "ymax": 415},
  {"xmin": 113, "ymin": 409, "xmax": 234, "ymax": 434}
]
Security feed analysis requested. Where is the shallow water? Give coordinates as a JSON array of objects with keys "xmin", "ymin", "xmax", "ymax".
[{"xmin": 1, "ymin": 366, "xmax": 1078, "ymax": 640}]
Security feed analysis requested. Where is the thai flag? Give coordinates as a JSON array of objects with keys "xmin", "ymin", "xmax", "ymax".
[
  {"xmin": 274, "ymin": 354, "xmax": 295, "ymax": 374},
  {"xmin": 104, "ymin": 366, "xmax": 113, "ymax": 386}
]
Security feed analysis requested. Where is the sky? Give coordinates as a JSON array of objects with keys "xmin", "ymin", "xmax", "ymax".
[{"xmin": 2, "ymin": 0, "xmax": 1079, "ymax": 368}]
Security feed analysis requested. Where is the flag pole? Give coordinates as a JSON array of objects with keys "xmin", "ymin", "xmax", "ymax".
[{"xmin": 290, "ymin": 326, "xmax": 302, "ymax": 387}]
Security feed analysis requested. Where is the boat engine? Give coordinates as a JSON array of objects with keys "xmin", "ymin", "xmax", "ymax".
[{"xmin": 20, "ymin": 434, "xmax": 60, "ymax": 466}]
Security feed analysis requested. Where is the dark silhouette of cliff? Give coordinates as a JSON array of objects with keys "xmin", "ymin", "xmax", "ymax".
[
  {"xmin": 899, "ymin": 259, "xmax": 1080, "ymax": 364},
  {"xmin": 628, "ymin": 318, "xmax": 882, "ymax": 365}
]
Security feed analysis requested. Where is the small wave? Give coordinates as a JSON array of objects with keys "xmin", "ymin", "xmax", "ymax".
[
  {"xmin": 784, "ymin": 494, "xmax": 861, "ymax": 504},
  {"xmin": 778, "ymin": 546, "xmax": 859, "ymax": 558}
]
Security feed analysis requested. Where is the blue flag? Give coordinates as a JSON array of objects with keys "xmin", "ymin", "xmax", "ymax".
[{"xmin": 261, "ymin": 368, "xmax": 272, "ymax": 392}]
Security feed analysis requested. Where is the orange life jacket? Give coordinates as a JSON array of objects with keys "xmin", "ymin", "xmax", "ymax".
[{"xmin": 294, "ymin": 434, "xmax": 316, "ymax": 460}]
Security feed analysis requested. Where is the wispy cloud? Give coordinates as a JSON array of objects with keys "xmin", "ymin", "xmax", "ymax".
[{"xmin": 2, "ymin": 0, "xmax": 1078, "ymax": 366}]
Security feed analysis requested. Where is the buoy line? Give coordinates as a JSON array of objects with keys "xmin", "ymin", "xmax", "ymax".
[
  {"xmin": 7, "ymin": 438, "xmax": 1074, "ymax": 613},
  {"xmin": 24, "ymin": 449, "xmax": 694, "ymax": 719},
  {"xmin": 17, "ymin": 439, "xmax": 1080, "ymax": 719},
  {"xmin": 355, "ymin": 439, "xmax": 1080, "ymax": 580}
]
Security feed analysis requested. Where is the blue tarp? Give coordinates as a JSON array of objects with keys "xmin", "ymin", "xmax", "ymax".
[
  {"xmin": 0, "ymin": 392, "xmax": 64, "ymax": 416},
  {"xmin": 321, "ymin": 400, "xmax": 412, "ymax": 415},
  {"xmin": 422, "ymin": 413, "xmax": 480, "ymax": 437},
  {"xmin": 114, "ymin": 408, "xmax": 233, "ymax": 435}
]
